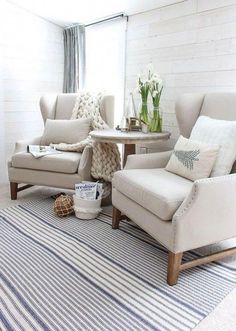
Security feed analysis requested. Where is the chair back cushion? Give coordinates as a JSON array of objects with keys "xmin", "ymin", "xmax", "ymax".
[
  {"xmin": 200, "ymin": 93, "xmax": 236, "ymax": 121},
  {"xmin": 190, "ymin": 116, "xmax": 236, "ymax": 176},
  {"xmin": 55, "ymin": 94, "xmax": 78, "ymax": 119},
  {"xmin": 41, "ymin": 118, "xmax": 91, "ymax": 145},
  {"xmin": 40, "ymin": 93, "xmax": 114, "ymax": 128},
  {"xmin": 176, "ymin": 93, "xmax": 236, "ymax": 173},
  {"xmin": 166, "ymin": 135, "xmax": 219, "ymax": 181}
]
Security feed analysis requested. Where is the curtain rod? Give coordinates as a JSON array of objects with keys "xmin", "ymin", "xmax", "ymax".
[
  {"xmin": 65, "ymin": 13, "xmax": 128, "ymax": 30},
  {"xmin": 85, "ymin": 13, "xmax": 127, "ymax": 27}
]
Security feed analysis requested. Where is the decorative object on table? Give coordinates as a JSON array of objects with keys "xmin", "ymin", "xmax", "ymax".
[
  {"xmin": 136, "ymin": 64, "xmax": 164, "ymax": 132},
  {"xmin": 119, "ymin": 92, "xmax": 140, "ymax": 132},
  {"xmin": 149, "ymin": 73, "xmax": 163, "ymax": 132},
  {"xmin": 73, "ymin": 181, "xmax": 103, "ymax": 219},
  {"xmin": 128, "ymin": 117, "xmax": 141, "ymax": 131},
  {"xmin": 141, "ymin": 121, "xmax": 149, "ymax": 133},
  {"xmin": 119, "ymin": 115, "xmax": 129, "ymax": 132},
  {"xmin": 119, "ymin": 116, "xmax": 141, "ymax": 132},
  {"xmin": 54, "ymin": 194, "xmax": 74, "ymax": 217},
  {"xmin": 126, "ymin": 92, "xmax": 137, "ymax": 118}
]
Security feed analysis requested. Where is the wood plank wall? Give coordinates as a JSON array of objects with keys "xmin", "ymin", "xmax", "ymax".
[
  {"xmin": 126, "ymin": 0, "xmax": 236, "ymax": 153},
  {"xmin": 0, "ymin": 2, "xmax": 64, "ymax": 184}
]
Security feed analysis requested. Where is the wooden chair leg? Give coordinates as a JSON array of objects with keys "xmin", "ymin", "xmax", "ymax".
[
  {"xmin": 10, "ymin": 182, "xmax": 18, "ymax": 200},
  {"xmin": 167, "ymin": 252, "xmax": 183, "ymax": 286},
  {"xmin": 112, "ymin": 207, "xmax": 121, "ymax": 229}
]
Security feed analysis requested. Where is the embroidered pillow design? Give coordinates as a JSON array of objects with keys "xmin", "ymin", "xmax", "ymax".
[
  {"xmin": 173, "ymin": 150, "xmax": 200, "ymax": 170},
  {"xmin": 166, "ymin": 136, "xmax": 219, "ymax": 181}
]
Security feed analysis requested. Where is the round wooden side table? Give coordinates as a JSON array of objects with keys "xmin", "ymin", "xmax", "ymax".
[{"xmin": 90, "ymin": 129, "xmax": 171, "ymax": 167}]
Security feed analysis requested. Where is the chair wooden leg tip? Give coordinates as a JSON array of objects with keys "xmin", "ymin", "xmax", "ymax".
[
  {"xmin": 167, "ymin": 252, "xmax": 183, "ymax": 286},
  {"xmin": 112, "ymin": 206, "xmax": 121, "ymax": 230},
  {"xmin": 112, "ymin": 224, "xmax": 119, "ymax": 230},
  {"xmin": 167, "ymin": 278, "xmax": 178, "ymax": 286},
  {"xmin": 10, "ymin": 182, "xmax": 18, "ymax": 200}
]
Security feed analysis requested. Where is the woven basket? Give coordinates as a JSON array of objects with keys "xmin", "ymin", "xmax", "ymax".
[{"xmin": 73, "ymin": 195, "xmax": 102, "ymax": 220}]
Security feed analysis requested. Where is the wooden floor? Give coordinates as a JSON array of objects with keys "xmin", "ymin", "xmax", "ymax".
[{"xmin": 0, "ymin": 184, "xmax": 236, "ymax": 331}]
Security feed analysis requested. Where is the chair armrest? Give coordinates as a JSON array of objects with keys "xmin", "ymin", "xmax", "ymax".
[
  {"xmin": 14, "ymin": 136, "xmax": 42, "ymax": 154},
  {"xmin": 78, "ymin": 146, "xmax": 93, "ymax": 181},
  {"xmin": 172, "ymin": 174, "xmax": 236, "ymax": 253},
  {"xmin": 125, "ymin": 150, "xmax": 172, "ymax": 169}
]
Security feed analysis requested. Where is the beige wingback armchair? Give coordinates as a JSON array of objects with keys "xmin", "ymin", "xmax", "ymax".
[
  {"xmin": 112, "ymin": 93, "xmax": 236, "ymax": 285},
  {"xmin": 8, "ymin": 93, "xmax": 114, "ymax": 200}
]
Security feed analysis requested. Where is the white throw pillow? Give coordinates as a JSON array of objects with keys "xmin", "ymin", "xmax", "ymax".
[
  {"xmin": 41, "ymin": 118, "xmax": 91, "ymax": 145},
  {"xmin": 166, "ymin": 136, "xmax": 219, "ymax": 181},
  {"xmin": 190, "ymin": 116, "xmax": 236, "ymax": 176}
]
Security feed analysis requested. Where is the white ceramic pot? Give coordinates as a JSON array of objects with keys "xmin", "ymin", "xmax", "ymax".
[{"xmin": 141, "ymin": 123, "xmax": 149, "ymax": 133}]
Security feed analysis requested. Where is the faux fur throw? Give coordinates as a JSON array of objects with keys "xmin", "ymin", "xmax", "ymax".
[{"xmin": 52, "ymin": 91, "xmax": 121, "ymax": 183}]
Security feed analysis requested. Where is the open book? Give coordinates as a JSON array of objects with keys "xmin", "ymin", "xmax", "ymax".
[{"xmin": 27, "ymin": 145, "xmax": 62, "ymax": 159}]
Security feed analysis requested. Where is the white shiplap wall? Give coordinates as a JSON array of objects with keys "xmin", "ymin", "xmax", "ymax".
[
  {"xmin": 126, "ymin": 0, "xmax": 236, "ymax": 152},
  {"xmin": 0, "ymin": 2, "xmax": 64, "ymax": 184}
]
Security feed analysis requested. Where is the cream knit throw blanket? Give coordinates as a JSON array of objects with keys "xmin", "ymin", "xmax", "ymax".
[{"xmin": 53, "ymin": 92, "xmax": 121, "ymax": 185}]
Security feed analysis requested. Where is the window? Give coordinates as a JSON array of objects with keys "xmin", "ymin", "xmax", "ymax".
[{"xmin": 85, "ymin": 18, "xmax": 127, "ymax": 126}]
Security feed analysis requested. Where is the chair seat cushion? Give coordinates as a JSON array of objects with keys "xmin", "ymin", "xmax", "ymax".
[
  {"xmin": 113, "ymin": 168, "xmax": 193, "ymax": 221},
  {"xmin": 12, "ymin": 152, "xmax": 82, "ymax": 174}
]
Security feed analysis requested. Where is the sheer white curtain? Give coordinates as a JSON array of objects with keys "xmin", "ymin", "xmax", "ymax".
[
  {"xmin": 85, "ymin": 18, "xmax": 127, "ymax": 126},
  {"xmin": 0, "ymin": 0, "xmax": 6, "ymax": 184}
]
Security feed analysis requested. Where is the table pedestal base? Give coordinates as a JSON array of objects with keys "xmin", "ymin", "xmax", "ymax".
[{"xmin": 123, "ymin": 144, "xmax": 136, "ymax": 167}]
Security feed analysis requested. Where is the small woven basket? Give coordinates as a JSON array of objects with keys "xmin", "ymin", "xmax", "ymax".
[
  {"xmin": 73, "ymin": 195, "xmax": 102, "ymax": 220},
  {"xmin": 54, "ymin": 195, "xmax": 74, "ymax": 217}
]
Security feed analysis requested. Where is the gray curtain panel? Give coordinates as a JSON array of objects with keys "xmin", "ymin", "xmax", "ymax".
[{"xmin": 63, "ymin": 25, "xmax": 85, "ymax": 93}]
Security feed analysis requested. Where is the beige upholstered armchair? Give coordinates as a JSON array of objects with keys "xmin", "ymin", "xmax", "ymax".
[
  {"xmin": 112, "ymin": 93, "xmax": 236, "ymax": 285},
  {"xmin": 8, "ymin": 93, "xmax": 114, "ymax": 200}
]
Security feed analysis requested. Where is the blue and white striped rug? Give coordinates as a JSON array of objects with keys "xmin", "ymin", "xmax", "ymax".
[{"xmin": 0, "ymin": 198, "xmax": 235, "ymax": 331}]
